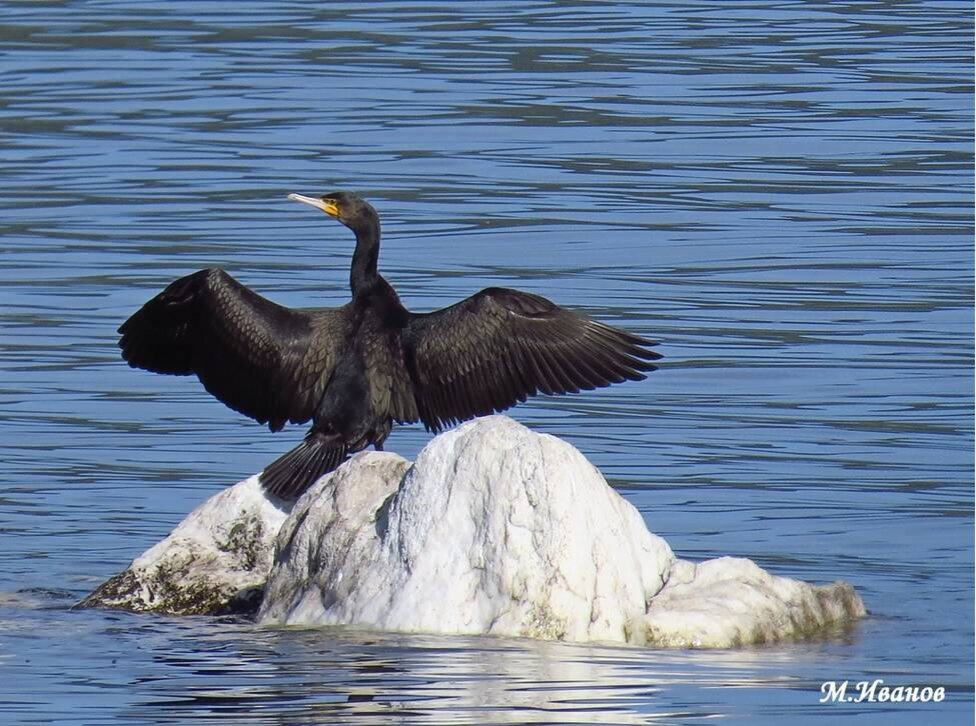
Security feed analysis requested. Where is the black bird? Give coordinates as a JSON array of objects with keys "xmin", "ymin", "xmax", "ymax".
[{"xmin": 118, "ymin": 192, "xmax": 661, "ymax": 499}]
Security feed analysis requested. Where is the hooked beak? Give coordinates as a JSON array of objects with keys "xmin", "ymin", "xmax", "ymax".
[{"xmin": 288, "ymin": 193, "xmax": 339, "ymax": 218}]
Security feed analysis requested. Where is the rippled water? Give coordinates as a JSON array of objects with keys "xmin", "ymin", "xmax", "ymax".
[{"xmin": 1, "ymin": 1, "xmax": 972, "ymax": 723}]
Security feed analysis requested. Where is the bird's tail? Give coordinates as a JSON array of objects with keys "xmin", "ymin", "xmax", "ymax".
[{"xmin": 260, "ymin": 435, "xmax": 347, "ymax": 500}]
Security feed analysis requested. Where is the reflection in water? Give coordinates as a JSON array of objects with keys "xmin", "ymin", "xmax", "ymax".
[
  {"xmin": 118, "ymin": 623, "xmax": 836, "ymax": 724},
  {"xmin": 0, "ymin": 0, "xmax": 971, "ymax": 723}
]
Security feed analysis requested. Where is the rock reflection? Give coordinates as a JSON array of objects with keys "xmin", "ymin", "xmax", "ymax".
[{"xmin": 121, "ymin": 623, "xmax": 823, "ymax": 724}]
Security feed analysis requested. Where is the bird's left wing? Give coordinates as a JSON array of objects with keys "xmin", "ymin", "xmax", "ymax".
[{"xmin": 403, "ymin": 287, "xmax": 660, "ymax": 432}]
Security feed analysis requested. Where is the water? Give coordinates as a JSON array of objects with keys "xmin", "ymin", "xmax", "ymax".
[{"xmin": 1, "ymin": 1, "xmax": 971, "ymax": 723}]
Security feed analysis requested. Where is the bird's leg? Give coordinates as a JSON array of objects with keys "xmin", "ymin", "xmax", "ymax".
[{"xmin": 372, "ymin": 422, "xmax": 391, "ymax": 451}]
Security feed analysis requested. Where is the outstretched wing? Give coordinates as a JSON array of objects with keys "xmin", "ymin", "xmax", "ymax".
[
  {"xmin": 118, "ymin": 268, "xmax": 345, "ymax": 431},
  {"xmin": 403, "ymin": 287, "xmax": 660, "ymax": 432}
]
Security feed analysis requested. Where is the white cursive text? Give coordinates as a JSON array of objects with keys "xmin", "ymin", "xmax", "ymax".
[{"xmin": 820, "ymin": 679, "xmax": 946, "ymax": 704}]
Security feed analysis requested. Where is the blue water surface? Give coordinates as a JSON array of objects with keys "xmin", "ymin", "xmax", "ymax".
[{"xmin": 0, "ymin": 1, "xmax": 972, "ymax": 724}]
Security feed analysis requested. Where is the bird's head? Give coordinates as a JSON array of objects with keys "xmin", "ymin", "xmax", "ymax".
[{"xmin": 288, "ymin": 191, "xmax": 378, "ymax": 234}]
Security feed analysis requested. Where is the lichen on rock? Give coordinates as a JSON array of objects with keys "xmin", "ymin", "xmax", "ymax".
[{"xmin": 78, "ymin": 475, "xmax": 289, "ymax": 615}]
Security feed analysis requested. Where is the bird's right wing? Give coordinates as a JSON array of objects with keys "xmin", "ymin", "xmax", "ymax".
[
  {"xmin": 118, "ymin": 268, "xmax": 344, "ymax": 431},
  {"xmin": 403, "ymin": 287, "xmax": 661, "ymax": 432}
]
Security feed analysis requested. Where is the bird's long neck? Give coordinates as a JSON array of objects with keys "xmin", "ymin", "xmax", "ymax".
[
  {"xmin": 350, "ymin": 222, "xmax": 381, "ymax": 297},
  {"xmin": 348, "ymin": 219, "xmax": 408, "ymax": 324}
]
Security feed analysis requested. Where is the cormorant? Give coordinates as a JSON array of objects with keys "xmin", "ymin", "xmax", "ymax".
[{"xmin": 118, "ymin": 192, "xmax": 661, "ymax": 499}]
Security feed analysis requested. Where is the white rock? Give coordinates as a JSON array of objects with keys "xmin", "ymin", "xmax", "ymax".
[
  {"xmin": 641, "ymin": 557, "xmax": 866, "ymax": 648},
  {"xmin": 84, "ymin": 415, "xmax": 865, "ymax": 646},
  {"xmin": 257, "ymin": 416, "xmax": 864, "ymax": 646},
  {"xmin": 80, "ymin": 475, "xmax": 290, "ymax": 614},
  {"xmin": 259, "ymin": 416, "xmax": 675, "ymax": 643}
]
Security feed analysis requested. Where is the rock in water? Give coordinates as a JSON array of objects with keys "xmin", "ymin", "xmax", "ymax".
[
  {"xmin": 82, "ymin": 416, "xmax": 865, "ymax": 645},
  {"xmin": 259, "ymin": 417, "xmax": 675, "ymax": 642},
  {"xmin": 643, "ymin": 557, "xmax": 865, "ymax": 648},
  {"xmin": 257, "ymin": 416, "xmax": 865, "ymax": 645},
  {"xmin": 78, "ymin": 476, "xmax": 290, "ymax": 615}
]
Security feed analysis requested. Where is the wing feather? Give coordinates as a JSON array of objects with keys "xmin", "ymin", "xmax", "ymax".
[
  {"xmin": 118, "ymin": 268, "xmax": 345, "ymax": 430},
  {"xmin": 404, "ymin": 287, "xmax": 661, "ymax": 432}
]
